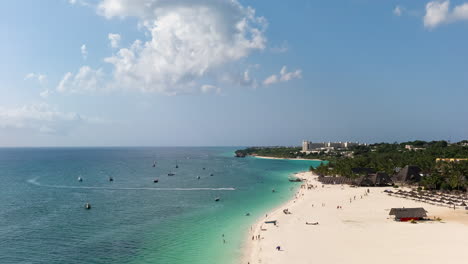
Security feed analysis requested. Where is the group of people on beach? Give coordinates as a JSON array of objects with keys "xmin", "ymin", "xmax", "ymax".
[{"xmin": 252, "ymin": 234, "xmax": 261, "ymax": 240}]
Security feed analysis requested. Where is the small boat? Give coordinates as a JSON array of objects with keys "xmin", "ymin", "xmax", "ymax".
[
  {"xmin": 215, "ymin": 197, "xmax": 220, "ymax": 202},
  {"xmin": 109, "ymin": 177, "xmax": 114, "ymax": 182},
  {"xmin": 152, "ymin": 161, "xmax": 157, "ymax": 167},
  {"xmin": 203, "ymin": 167, "xmax": 206, "ymax": 170},
  {"xmin": 272, "ymin": 189, "xmax": 276, "ymax": 193},
  {"xmin": 78, "ymin": 177, "xmax": 83, "ymax": 182},
  {"xmin": 197, "ymin": 176, "xmax": 201, "ymax": 180},
  {"xmin": 153, "ymin": 178, "xmax": 159, "ymax": 183},
  {"xmin": 84, "ymin": 203, "xmax": 91, "ymax": 209},
  {"xmin": 288, "ymin": 178, "xmax": 302, "ymax": 182},
  {"xmin": 245, "ymin": 213, "xmax": 250, "ymax": 216},
  {"xmin": 168, "ymin": 172, "xmax": 175, "ymax": 176},
  {"xmin": 175, "ymin": 161, "xmax": 179, "ymax": 169},
  {"xmin": 264, "ymin": 220, "xmax": 277, "ymax": 224},
  {"xmin": 210, "ymin": 173, "xmax": 214, "ymax": 176}
]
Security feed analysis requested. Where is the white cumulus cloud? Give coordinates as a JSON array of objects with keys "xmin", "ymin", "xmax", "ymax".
[
  {"xmin": 424, "ymin": 0, "xmax": 468, "ymax": 28},
  {"xmin": 263, "ymin": 66, "xmax": 302, "ymax": 86},
  {"xmin": 108, "ymin": 33, "xmax": 121, "ymax": 48},
  {"xmin": 62, "ymin": 0, "xmax": 267, "ymax": 95},
  {"xmin": 81, "ymin": 44, "xmax": 88, "ymax": 59},
  {"xmin": 57, "ymin": 66, "xmax": 105, "ymax": 93},
  {"xmin": 262, "ymin": 74, "xmax": 278, "ymax": 86},
  {"xmin": 25, "ymin": 73, "xmax": 47, "ymax": 85}
]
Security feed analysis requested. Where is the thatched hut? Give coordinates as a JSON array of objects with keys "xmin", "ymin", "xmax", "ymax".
[
  {"xmin": 356, "ymin": 172, "xmax": 393, "ymax": 187},
  {"xmin": 393, "ymin": 165, "xmax": 422, "ymax": 183},
  {"xmin": 389, "ymin": 207, "xmax": 427, "ymax": 221},
  {"xmin": 373, "ymin": 172, "xmax": 393, "ymax": 186}
]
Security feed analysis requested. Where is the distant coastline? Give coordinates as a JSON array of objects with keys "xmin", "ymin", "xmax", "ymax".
[{"xmin": 253, "ymin": 155, "xmax": 323, "ymax": 162}]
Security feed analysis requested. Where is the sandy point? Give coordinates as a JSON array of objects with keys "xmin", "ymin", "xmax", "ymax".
[{"xmin": 243, "ymin": 171, "xmax": 468, "ymax": 264}]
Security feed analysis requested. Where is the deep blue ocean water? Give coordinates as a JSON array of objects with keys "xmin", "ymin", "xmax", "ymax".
[{"xmin": 0, "ymin": 147, "xmax": 321, "ymax": 264}]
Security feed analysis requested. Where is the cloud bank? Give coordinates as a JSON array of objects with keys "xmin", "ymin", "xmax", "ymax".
[{"xmin": 0, "ymin": 103, "xmax": 103, "ymax": 134}]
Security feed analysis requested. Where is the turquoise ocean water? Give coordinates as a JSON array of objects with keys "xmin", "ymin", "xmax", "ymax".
[{"xmin": 0, "ymin": 147, "xmax": 321, "ymax": 264}]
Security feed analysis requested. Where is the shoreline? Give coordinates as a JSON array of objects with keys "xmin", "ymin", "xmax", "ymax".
[
  {"xmin": 242, "ymin": 171, "xmax": 310, "ymax": 263},
  {"xmin": 243, "ymin": 172, "xmax": 468, "ymax": 264},
  {"xmin": 253, "ymin": 155, "xmax": 323, "ymax": 162}
]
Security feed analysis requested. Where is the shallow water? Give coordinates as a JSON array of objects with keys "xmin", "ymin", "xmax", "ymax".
[{"xmin": 0, "ymin": 147, "xmax": 321, "ymax": 264}]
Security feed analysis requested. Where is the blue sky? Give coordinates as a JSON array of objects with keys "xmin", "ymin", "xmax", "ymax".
[{"xmin": 0, "ymin": 0, "xmax": 467, "ymax": 146}]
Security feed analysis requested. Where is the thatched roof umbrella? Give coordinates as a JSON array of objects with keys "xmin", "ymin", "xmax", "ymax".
[{"xmin": 395, "ymin": 191, "xmax": 406, "ymax": 197}]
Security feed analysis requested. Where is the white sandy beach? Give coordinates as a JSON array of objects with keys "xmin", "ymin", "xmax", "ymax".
[{"xmin": 244, "ymin": 171, "xmax": 468, "ymax": 264}]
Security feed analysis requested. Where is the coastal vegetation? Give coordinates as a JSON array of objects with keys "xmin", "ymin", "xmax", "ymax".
[
  {"xmin": 235, "ymin": 147, "xmax": 301, "ymax": 158},
  {"xmin": 236, "ymin": 141, "xmax": 468, "ymax": 191}
]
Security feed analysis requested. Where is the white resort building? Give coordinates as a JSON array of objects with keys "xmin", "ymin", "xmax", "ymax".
[{"xmin": 301, "ymin": 140, "xmax": 363, "ymax": 154}]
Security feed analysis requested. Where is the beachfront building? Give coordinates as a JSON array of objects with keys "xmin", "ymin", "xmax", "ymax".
[
  {"xmin": 301, "ymin": 140, "xmax": 363, "ymax": 153},
  {"xmin": 405, "ymin": 145, "xmax": 425, "ymax": 151},
  {"xmin": 436, "ymin": 158, "xmax": 468, "ymax": 163},
  {"xmin": 389, "ymin": 208, "xmax": 427, "ymax": 222}
]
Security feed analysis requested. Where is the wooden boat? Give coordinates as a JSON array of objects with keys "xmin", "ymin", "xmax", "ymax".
[
  {"xmin": 153, "ymin": 178, "xmax": 159, "ymax": 183},
  {"xmin": 168, "ymin": 172, "xmax": 175, "ymax": 176},
  {"xmin": 288, "ymin": 178, "xmax": 302, "ymax": 182},
  {"xmin": 78, "ymin": 177, "xmax": 83, "ymax": 182},
  {"xmin": 109, "ymin": 177, "xmax": 114, "ymax": 182},
  {"xmin": 215, "ymin": 197, "xmax": 220, "ymax": 202},
  {"xmin": 264, "ymin": 220, "xmax": 277, "ymax": 224}
]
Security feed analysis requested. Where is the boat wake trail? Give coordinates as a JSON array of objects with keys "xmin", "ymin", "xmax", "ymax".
[{"xmin": 27, "ymin": 178, "xmax": 235, "ymax": 191}]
